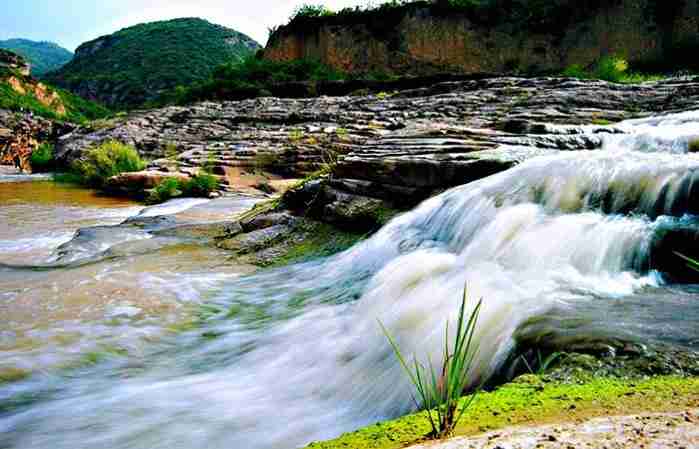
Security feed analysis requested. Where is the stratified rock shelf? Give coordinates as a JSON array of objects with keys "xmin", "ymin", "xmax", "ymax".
[{"xmin": 57, "ymin": 77, "xmax": 699, "ymax": 210}]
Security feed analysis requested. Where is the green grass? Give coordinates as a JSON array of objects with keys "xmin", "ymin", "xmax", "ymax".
[
  {"xmin": 181, "ymin": 172, "xmax": 219, "ymax": 197},
  {"xmin": 305, "ymin": 375, "xmax": 699, "ymax": 449}
]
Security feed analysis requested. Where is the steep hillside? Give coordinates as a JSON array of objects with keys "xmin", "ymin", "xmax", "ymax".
[
  {"xmin": 0, "ymin": 39, "xmax": 73, "ymax": 76},
  {"xmin": 0, "ymin": 49, "xmax": 110, "ymax": 123},
  {"xmin": 265, "ymin": 0, "xmax": 699, "ymax": 76},
  {"xmin": 45, "ymin": 18, "xmax": 261, "ymax": 108}
]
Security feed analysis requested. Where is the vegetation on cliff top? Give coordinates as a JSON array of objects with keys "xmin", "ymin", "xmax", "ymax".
[
  {"xmin": 283, "ymin": 0, "xmax": 618, "ymax": 35},
  {"xmin": 0, "ymin": 39, "xmax": 73, "ymax": 76},
  {"xmin": 158, "ymin": 55, "xmax": 347, "ymax": 104},
  {"xmin": 45, "ymin": 18, "xmax": 261, "ymax": 108}
]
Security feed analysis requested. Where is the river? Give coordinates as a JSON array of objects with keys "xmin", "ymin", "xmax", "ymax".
[{"xmin": 1, "ymin": 112, "xmax": 698, "ymax": 449}]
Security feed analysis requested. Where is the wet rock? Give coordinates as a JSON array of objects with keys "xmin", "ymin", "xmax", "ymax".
[
  {"xmin": 321, "ymin": 187, "xmax": 395, "ymax": 230},
  {"xmin": 240, "ymin": 212, "xmax": 297, "ymax": 232},
  {"xmin": 122, "ymin": 215, "xmax": 178, "ymax": 231},
  {"xmin": 217, "ymin": 224, "xmax": 295, "ymax": 254},
  {"xmin": 154, "ymin": 221, "xmax": 243, "ymax": 240}
]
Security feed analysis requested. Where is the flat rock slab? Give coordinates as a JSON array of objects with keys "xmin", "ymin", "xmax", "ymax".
[{"xmin": 410, "ymin": 409, "xmax": 699, "ymax": 449}]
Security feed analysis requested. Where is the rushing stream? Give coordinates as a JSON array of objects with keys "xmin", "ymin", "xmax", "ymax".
[{"xmin": 1, "ymin": 112, "xmax": 699, "ymax": 448}]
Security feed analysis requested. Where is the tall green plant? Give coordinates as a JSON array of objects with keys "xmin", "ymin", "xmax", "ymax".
[{"xmin": 379, "ymin": 287, "xmax": 483, "ymax": 438}]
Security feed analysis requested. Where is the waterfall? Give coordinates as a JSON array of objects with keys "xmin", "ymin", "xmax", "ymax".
[{"xmin": 2, "ymin": 110, "xmax": 699, "ymax": 449}]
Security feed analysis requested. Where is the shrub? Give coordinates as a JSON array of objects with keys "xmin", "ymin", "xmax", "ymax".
[
  {"xmin": 379, "ymin": 286, "xmax": 483, "ymax": 438},
  {"xmin": 562, "ymin": 56, "xmax": 663, "ymax": 84},
  {"xmin": 29, "ymin": 143, "xmax": 54, "ymax": 172},
  {"xmin": 148, "ymin": 173, "xmax": 220, "ymax": 204},
  {"xmin": 147, "ymin": 177, "xmax": 183, "ymax": 204},
  {"xmin": 72, "ymin": 140, "xmax": 145, "ymax": 188},
  {"xmin": 594, "ymin": 56, "xmax": 629, "ymax": 83},
  {"xmin": 181, "ymin": 172, "xmax": 219, "ymax": 197}
]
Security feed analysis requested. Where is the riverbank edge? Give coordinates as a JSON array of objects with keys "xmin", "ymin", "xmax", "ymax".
[{"xmin": 303, "ymin": 375, "xmax": 699, "ymax": 449}]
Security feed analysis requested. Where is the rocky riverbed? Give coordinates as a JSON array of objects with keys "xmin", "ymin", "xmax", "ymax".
[{"xmin": 50, "ymin": 76, "xmax": 699, "ymax": 223}]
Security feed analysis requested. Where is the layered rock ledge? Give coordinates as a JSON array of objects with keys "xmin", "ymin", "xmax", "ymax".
[{"xmin": 56, "ymin": 76, "xmax": 699, "ymax": 221}]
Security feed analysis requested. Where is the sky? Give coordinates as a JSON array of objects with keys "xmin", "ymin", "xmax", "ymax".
[{"xmin": 0, "ymin": 0, "xmax": 390, "ymax": 51}]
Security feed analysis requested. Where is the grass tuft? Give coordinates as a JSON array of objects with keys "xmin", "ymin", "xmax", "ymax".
[{"xmin": 379, "ymin": 286, "xmax": 483, "ymax": 439}]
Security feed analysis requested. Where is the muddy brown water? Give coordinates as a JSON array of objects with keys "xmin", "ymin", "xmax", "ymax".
[{"xmin": 0, "ymin": 179, "xmax": 257, "ymax": 373}]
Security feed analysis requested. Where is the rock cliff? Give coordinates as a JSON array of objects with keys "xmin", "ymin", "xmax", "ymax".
[
  {"xmin": 0, "ymin": 110, "xmax": 73, "ymax": 172},
  {"xmin": 265, "ymin": 0, "xmax": 699, "ymax": 76},
  {"xmin": 0, "ymin": 49, "xmax": 30, "ymax": 76},
  {"xmin": 57, "ymin": 75, "xmax": 699, "ymax": 225}
]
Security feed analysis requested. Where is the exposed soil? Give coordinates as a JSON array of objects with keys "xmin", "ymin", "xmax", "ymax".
[{"xmin": 411, "ymin": 409, "xmax": 699, "ymax": 449}]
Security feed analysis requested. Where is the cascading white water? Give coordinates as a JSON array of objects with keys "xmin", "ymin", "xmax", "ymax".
[{"xmin": 1, "ymin": 111, "xmax": 699, "ymax": 449}]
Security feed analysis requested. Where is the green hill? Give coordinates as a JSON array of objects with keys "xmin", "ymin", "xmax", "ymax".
[
  {"xmin": 0, "ymin": 39, "xmax": 73, "ymax": 76},
  {"xmin": 45, "ymin": 18, "xmax": 261, "ymax": 108}
]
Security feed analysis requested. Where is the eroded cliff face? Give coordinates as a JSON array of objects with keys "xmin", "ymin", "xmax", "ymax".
[
  {"xmin": 265, "ymin": 0, "xmax": 699, "ymax": 75},
  {"xmin": 0, "ymin": 111, "xmax": 73, "ymax": 172},
  {"xmin": 0, "ymin": 49, "xmax": 30, "ymax": 76}
]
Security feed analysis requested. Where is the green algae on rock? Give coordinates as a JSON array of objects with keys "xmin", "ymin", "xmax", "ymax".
[{"xmin": 304, "ymin": 376, "xmax": 699, "ymax": 449}]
